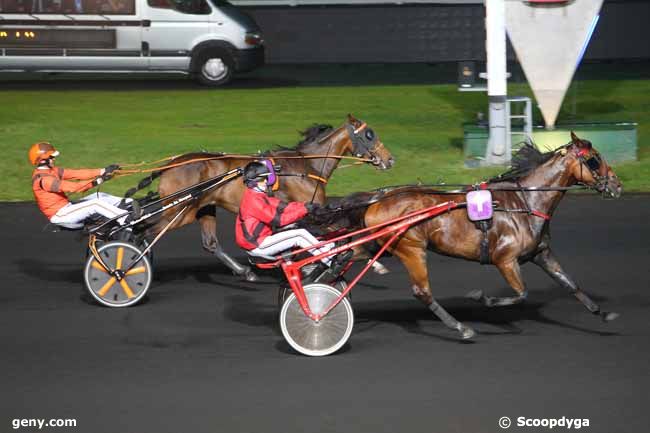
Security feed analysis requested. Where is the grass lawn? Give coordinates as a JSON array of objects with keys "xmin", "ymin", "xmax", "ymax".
[{"xmin": 1, "ymin": 66, "xmax": 648, "ymax": 201}]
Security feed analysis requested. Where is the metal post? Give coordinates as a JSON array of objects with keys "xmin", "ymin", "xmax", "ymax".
[{"xmin": 485, "ymin": 0, "xmax": 510, "ymax": 165}]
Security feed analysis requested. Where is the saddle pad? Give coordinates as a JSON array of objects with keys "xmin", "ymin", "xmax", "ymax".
[{"xmin": 466, "ymin": 190, "xmax": 493, "ymax": 221}]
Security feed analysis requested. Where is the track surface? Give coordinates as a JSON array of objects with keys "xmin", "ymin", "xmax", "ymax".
[{"xmin": 1, "ymin": 196, "xmax": 648, "ymax": 433}]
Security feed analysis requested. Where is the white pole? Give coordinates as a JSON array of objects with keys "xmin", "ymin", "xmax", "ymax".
[{"xmin": 485, "ymin": 0, "xmax": 509, "ymax": 165}]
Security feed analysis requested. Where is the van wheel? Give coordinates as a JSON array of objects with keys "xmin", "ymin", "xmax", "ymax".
[{"xmin": 194, "ymin": 50, "xmax": 234, "ymax": 87}]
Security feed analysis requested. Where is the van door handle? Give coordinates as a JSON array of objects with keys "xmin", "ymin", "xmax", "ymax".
[
  {"xmin": 141, "ymin": 42, "xmax": 150, "ymax": 56},
  {"xmin": 142, "ymin": 20, "xmax": 151, "ymax": 27}
]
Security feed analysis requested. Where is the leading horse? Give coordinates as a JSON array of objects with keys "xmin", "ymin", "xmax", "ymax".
[
  {"xmin": 148, "ymin": 115, "xmax": 394, "ymax": 280},
  {"xmin": 310, "ymin": 132, "xmax": 622, "ymax": 339}
]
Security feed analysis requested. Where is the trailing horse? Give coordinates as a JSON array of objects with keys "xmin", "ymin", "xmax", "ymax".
[
  {"xmin": 148, "ymin": 114, "xmax": 394, "ymax": 281},
  {"xmin": 306, "ymin": 132, "xmax": 622, "ymax": 339}
]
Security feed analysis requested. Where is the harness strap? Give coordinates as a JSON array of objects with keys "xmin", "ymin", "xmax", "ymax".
[
  {"xmin": 308, "ymin": 174, "xmax": 328, "ymax": 184},
  {"xmin": 514, "ymin": 181, "xmax": 551, "ymax": 222},
  {"xmin": 477, "ymin": 220, "xmax": 491, "ymax": 265},
  {"xmin": 530, "ymin": 210, "xmax": 551, "ymax": 220},
  {"xmin": 277, "ymin": 173, "xmax": 328, "ymax": 184}
]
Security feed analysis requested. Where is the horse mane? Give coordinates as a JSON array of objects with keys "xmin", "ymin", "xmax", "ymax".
[
  {"xmin": 488, "ymin": 143, "xmax": 557, "ymax": 183},
  {"xmin": 269, "ymin": 124, "xmax": 334, "ymax": 153}
]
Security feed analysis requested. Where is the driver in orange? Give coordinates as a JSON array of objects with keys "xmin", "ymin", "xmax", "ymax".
[{"xmin": 29, "ymin": 141, "xmax": 129, "ymax": 229}]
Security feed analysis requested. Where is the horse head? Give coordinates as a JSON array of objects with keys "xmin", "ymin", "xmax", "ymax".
[
  {"xmin": 344, "ymin": 114, "xmax": 395, "ymax": 170},
  {"xmin": 560, "ymin": 132, "xmax": 622, "ymax": 198}
]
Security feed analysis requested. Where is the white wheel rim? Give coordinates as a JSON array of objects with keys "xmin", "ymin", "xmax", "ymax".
[
  {"xmin": 202, "ymin": 58, "xmax": 228, "ymax": 81},
  {"xmin": 84, "ymin": 241, "xmax": 152, "ymax": 308},
  {"xmin": 280, "ymin": 284, "xmax": 354, "ymax": 357}
]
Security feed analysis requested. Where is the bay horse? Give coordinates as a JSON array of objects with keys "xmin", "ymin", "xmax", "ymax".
[
  {"xmin": 148, "ymin": 114, "xmax": 394, "ymax": 281},
  {"xmin": 310, "ymin": 132, "xmax": 622, "ymax": 339}
]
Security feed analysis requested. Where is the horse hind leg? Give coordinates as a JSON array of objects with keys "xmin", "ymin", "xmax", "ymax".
[
  {"xmin": 395, "ymin": 244, "xmax": 475, "ymax": 339},
  {"xmin": 371, "ymin": 261, "xmax": 390, "ymax": 275},
  {"xmin": 468, "ymin": 260, "xmax": 528, "ymax": 307},
  {"xmin": 198, "ymin": 209, "xmax": 258, "ymax": 282},
  {"xmin": 350, "ymin": 245, "xmax": 390, "ymax": 274},
  {"xmin": 533, "ymin": 248, "xmax": 618, "ymax": 322}
]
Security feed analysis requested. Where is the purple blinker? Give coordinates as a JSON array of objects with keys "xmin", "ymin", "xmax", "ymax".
[
  {"xmin": 262, "ymin": 160, "xmax": 277, "ymax": 185},
  {"xmin": 466, "ymin": 190, "xmax": 493, "ymax": 221}
]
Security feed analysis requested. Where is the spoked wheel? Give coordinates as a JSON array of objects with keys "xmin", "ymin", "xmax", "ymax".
[
  {"xmin": 84, "ymin": 241, "xmax": 152, "ymax": 308},
  {"xmin": 280, "ymin": 283, "xmax": 354, "ymax": 357}
]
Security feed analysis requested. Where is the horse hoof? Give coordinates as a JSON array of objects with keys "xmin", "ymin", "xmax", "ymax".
[
  {"xmin": 244, "ymin": 271, "xmax": 259, "ymax": 282},
  {"xmin": 458, "ymin": 324, "xmax": 476, "ymax": 340},
  {"xmin": 601, "ymin": 311, "xmax": 619, "ymax": 322},
  {"xmin": 466, "ymin": 289, "xmax": 483, "ymax": 302},
  {"xmin": 371, "ymin": 262, "xmax": 390, "ymax": 275}
]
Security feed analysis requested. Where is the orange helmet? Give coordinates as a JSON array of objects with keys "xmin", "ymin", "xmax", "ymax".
[{"xmin": 28, "ymin": 142, "xmax": 59, "ymax": 166}]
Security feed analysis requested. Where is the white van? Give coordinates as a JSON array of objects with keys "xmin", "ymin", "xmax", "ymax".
[{"xmin": 0, "ymin": 0, "xmax": 264, "ymax": 86}]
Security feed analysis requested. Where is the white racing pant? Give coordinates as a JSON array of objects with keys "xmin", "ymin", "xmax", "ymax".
[
  {"xmin": 50, "ymin": 192, "xmax": 129, "ymax": 229},
  {"xmin": 250, "ymin": 229, "xmax": 334, "ymax": 265}
]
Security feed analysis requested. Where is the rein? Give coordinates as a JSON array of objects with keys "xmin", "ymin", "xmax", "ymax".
[
  {"xmin": 278, "ymin": 173, "xmax": 329, "ymax": 184},
  {"xmin": 114, "ymin": 153, "xmax": 374, "ymax": 177},
  {"xmin": 316, "ymin": 183, "xmax": 592, "ymax": 221},
  {"xmin": 369, "ymin": 183, "xmax": 590, "ymax": 195}
]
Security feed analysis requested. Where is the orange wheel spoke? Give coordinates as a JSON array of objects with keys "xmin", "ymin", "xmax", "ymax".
[
  {"xmin": 116, "ymin": 247, "xmax": 124, "ymax": 269},
  {"xmin": 97, "ymin": 277, "xmax": 116, "ymax": 297},
  {"xmin": 126, "ymin": 267, "xmax": 146, "ymax": 276},
  {"xmin": 119, "ymin": 280, "xmax": 135, "ymax": 299},
  {"xmin": 91, "ymin": 260, "xmax": 108, "ymax": 273}
]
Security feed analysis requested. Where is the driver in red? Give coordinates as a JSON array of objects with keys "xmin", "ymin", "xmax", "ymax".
[
  {"xmin": 29, "ymin": 141, "xmax": 127, "ymax": 229},
  {"xmin": 236, "ymin": 161, "xmax": 334, "ymax": 264}
]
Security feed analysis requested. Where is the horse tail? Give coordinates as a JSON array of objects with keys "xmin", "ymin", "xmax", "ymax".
[
  {"xmin": 300, "ymin": 191, "xmax": 379, "ymax": 231},
  {"xmin": 124, "ymin": 170, "xmax": 163, "ymax": 199}
]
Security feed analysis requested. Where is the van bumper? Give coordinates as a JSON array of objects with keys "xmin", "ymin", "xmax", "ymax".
[{"xmin": 233, "ymin": 47, "xmax": 265, "ymax": 73}]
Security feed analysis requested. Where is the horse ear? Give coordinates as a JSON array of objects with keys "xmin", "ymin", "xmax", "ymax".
[
  {"xmin": 347, "ymin": 113, "xmax": 356, "ymax": 123},
  {"xmin": 570, "ymin": 131, "xmax": 579, "ymax": 143}
]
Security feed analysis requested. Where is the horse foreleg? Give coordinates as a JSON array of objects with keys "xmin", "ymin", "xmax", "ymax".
[
  {"xmin": 469, "ymin": 260, "xmax": 528, "ymax": 307},
  {"xmin": 394, "ymin": 244, "xmax": 475, "ymax": 339},
  {"xmin": 198, "ymin": 213, "xmax": 258, "ymax": 282},
  {"xmin": 533, "ymin": 248, "xmax": 618, "ymax": 322}
]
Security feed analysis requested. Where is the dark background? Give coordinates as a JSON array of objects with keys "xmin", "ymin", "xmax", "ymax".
[{"xmin": 242, "ymin": 0, "xmax": 650, "ymax": 64}]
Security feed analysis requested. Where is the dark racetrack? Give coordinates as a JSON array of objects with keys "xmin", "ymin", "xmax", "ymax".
[{"xmin": 1, "ymin": 195, "xmax": 648, "ymax": 433}]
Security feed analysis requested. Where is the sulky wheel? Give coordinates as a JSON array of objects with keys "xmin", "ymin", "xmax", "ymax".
[
  {"xmin": 277, "ymin": 278, "xmax": 349, "ymax": 310},
  {"xmin": 279, "ymin": 283, "xmax": 354, "ymax": 357},
  {"xmin": 84, "ymin": 241, "xmax": 152, "ymax": 308}
]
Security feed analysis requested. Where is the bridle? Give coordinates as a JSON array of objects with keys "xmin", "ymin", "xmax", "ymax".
[
  {"xmin": 573, "ymin": 145, "xmax": 614, "ymax": 196},
  {"xmin": 345, "ymin": 122, "xmax": 384, "ymax": 166}
]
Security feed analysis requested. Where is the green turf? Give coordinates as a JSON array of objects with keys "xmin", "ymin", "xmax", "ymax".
[{"xmin": 1, "ymin": 71, "xmax": 648, "ymax": 201}]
